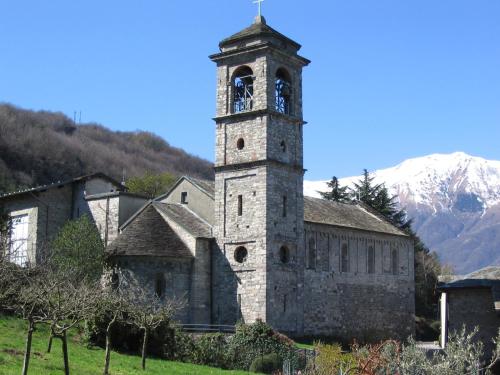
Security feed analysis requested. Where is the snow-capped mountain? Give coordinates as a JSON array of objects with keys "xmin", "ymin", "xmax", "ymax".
[{"xmin": 305, "ymin": 152, "xmax": 500, "ymax": 274}]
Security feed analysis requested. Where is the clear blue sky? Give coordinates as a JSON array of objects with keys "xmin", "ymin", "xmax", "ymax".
[{"xmin": 1, "ymin": 0, "xmax": 499, "ymax": 180}]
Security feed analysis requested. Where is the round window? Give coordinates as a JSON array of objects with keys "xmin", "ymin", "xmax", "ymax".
[
  {"xmin": 279, "ymin": 246, "xmax": 289, "ymax": 264},
  {"xmin": 237, "ymin": 138, "xmax": 245, "ymax": 150},
  {"xmin": 234, "ymin": 246, "xmax": 248, "ymax": 263}
]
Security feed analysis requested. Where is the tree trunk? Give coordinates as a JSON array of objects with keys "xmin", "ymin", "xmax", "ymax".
[
  {"xmin": 103, "ymin": 316, "xmax": 117, "ymax": 375},
  {"xmin": 141, "ymin": 328, "xmax": 148, "ymax": 371},
  {"xmin": 61, "ymin": 331, "xmax": 70, "ymax": 375},
  {"xmin": 47, "ymin": 326, "xmax": 54, "ymax": 353},
  {"xmin": 21, "ymin": 319, "xmax": 35, "ymax": 375}
]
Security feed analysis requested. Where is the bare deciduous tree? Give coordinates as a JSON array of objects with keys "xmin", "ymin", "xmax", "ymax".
[
  {"xmin": 0, "ymin": 259, "xmax": 100, "ymax": 375},
  {"xmin": 0, "ymin": 261, "xmax": 46, "ymax": 375},
  {"xmin": 123, "ymin": 285, "xmax": 182, "ymax": 371},
  {"xmin": 94, "ymin": 286, "xmax": 128, "ymax": 375},
  {"xmin": 35, "ymin": 272, "xmax": 99, "ymax": 375}
]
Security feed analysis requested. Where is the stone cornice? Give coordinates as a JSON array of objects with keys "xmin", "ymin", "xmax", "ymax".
[
  {"xmin": 214, "ymin": 159, "xmax": 305, "ymax": 174},
  {"xmin": 213, "ymin": 108, "xmax": 307, "ymax": 126},
  {"xmin": 209, "ymin": 42, "xmax": 310, "ymax": 67}
]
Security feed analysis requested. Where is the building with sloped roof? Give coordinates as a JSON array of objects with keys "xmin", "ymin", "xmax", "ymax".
[
  {"xmin": 0, "ymin": 173, "xmax": 148, "ymax": 266},
  {"xmin": 108, "ymin": 172, "xmax": 414, "ymax": 341},
  {"xmin": 105, "ymin": 15, "xmax": 415, "ymax": 341},
  {"xmin": 438, "ymin": 267, "xmax": 500, "ymax": 359}
]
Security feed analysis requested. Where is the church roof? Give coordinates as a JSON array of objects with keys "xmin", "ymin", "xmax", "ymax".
[
  {"xmin": 106, "ymin": 204, "xmax": 193, "ymax": 258},
  {"xmin": 153, "ymin": 202, "xmax": 212, "ymax": 238},
  {"xmin": 303, "ymin": 196, "xmax": 408, "ymax": 237},
  {"xmin": 158, "ymin": 176, "xmax": 407, "ymax": 237},
  {"xmin": 219, "ymin": 16, "xmax": 301, "ymax": 50}
]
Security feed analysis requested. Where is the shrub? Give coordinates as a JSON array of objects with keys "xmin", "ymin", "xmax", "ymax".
[
  {"xmin": 84, "ymin": 309, "xmax": 175, "ymax": 357},
  {"xmin": 226, "ymin": 319, "xmax": 298, "ymax": 370},
  {"xmin": 311, "ymin": 342, "xmax": 356, "ymax": 375},
  {"xmin": 358, "ymin": 326, "xmax": 484, "ymax": 375},
  {"xmin": 163, "ymin": 328, "xmax": 196, "ymax": 362},
  {"xmin": 192, "ymin": 333, "xmax": 228, "ymax": 368},
  {"xmin": 50, "ymin": 215, "xmax": 104, "ymax": 282},
  {"xmin": 249, "ymin": 352, "xmax": 282, "ymax": 374}
]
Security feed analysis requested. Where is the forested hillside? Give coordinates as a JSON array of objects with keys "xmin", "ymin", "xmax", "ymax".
[{"xmin": 0, "ymin": 104, "xmax": 213, "ymax": 193}]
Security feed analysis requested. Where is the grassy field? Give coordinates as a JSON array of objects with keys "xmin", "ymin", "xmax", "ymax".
[{"xmin": 0, "ymin": 316, "xmax": 254, "ymax": 375}]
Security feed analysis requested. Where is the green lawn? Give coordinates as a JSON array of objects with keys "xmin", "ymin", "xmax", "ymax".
[{"xmin": 0, "ymin": 316, "xmax": 253, "ymax": 375}]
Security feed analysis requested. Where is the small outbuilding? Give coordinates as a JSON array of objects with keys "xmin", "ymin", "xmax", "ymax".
[{"xmin": 438, "ymin": 266, "xmax": 500, "ymax": 361}]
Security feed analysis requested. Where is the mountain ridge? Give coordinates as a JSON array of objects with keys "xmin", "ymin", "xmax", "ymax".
[
  {"xmin": 0, "ymin": 103, "xmax": 214, "ymax": 194},
  {"xmin": 305, "ymin": 152, "xmax": 500, "ymax": 274}
]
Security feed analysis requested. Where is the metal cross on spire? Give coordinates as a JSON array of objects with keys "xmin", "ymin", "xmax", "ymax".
[{"xmin": 253, "ymin": 0, "xmax": 264, "ymax": 17}]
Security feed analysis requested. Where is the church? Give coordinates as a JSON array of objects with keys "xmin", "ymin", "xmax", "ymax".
[{"xmin": 106, "ymin": 15, "xmax": 415, "ymax": 341}]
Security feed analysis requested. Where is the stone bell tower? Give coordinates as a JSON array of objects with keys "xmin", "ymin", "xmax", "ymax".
[{"xmin": 210, "ymin": 15, "xmax": 310, "ymax": 333}]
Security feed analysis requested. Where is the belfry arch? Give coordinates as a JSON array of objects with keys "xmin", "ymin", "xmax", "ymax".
[
  {"xmin": 275, "ymin": 67, "xmax": 292, "ymax": 115},
  {"xmin": 232, "ymin": 66, "xmax": 254, "ymax": 113}
]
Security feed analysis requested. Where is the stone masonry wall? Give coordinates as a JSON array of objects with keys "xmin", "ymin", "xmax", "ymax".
[
  {"xmin": 87, "ymin": 196, "xmax": 120, "ymax": 246},
  {"xmin": 265, "ymin": 164, "xmax": 304, "ymax": 335},
  {"xmin": 302, "ymin": 222, "xmax": 415, "ymax": 341},
  {"xmin": 448, "ymin": 288, "xmax": 499, "ymax": 360},
  {"xmin": 114, "ymin": 256, "xmax": 192, "ymax": 323},
  {"xmin": 157, "ymin": 210, "xmax": 211, "ymax": 325},
  {"xmin": 213, "ymin": 166, "xmax": 268, "ymax": 325}
]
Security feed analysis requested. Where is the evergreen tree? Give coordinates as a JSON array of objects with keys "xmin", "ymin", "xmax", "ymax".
[
  {"xmin": 351, "ymin": 169, "xmax": 408, "ymax": 228},
  {"xmin": 50, "ymin": 215, "xmax": 104, "ymax": 282},
  {"xmin": 319, "ymin": 176, "xmax": 351, "ymax": 203},
  {"xmin": 351, "ymin": 169, "xmax": 382, "ymax": 204}
]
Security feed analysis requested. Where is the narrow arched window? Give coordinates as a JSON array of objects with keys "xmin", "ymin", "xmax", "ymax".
[
  {"xmin": 275, "ymin": 68, "xmax": 292, "ymax": 115},
  {"xmin": 154, "ymin": 273, "xmax": 166, "ymax": 298},
  {"xmin": 308, "ymin": 238, "xmax": 316, "ymax": 270},
  {"xmin": 279, "ymin": 245, "xmax": 289, "ymax": 264},
  {"xmin": 341, "ymin": 243, "xmax": 349, "ymax": 273},
  {"xmin": 367, "ymin": 246, "xmax": 375, "ymax": 274},
  {"xmin": 237, "ymin": 195, "xmax": 243, "ymax": 216},
  {"xmin": 391, "ymin": 248, "xmax": 399, "ymax": 275},
  {"xmin": 233, "ymin": 66, "xmax": 254, "ymax": 113},
  {"xmin": 237, "ymin": 138, "xmax": 245, "ymax": 150},
  {"xmin": 280, "ymin": 140, "xmax": 286, "ymax": 152}
]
